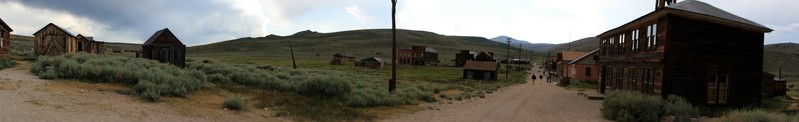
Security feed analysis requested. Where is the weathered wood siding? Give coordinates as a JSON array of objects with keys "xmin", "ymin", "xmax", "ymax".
[
  {"xmin": 663, "ymin": 15, "xmax": 763, "ymax": 106},
  {"xmin": 34, "ymin": 24, "xmax": 77, "ymax": 56},
  {"xmin": 0, "ymin": 27, "xmax": 10, "ymax": 57}
]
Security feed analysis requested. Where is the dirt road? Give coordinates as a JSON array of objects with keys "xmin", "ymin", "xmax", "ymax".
[{"xmin": 384, "ymin": 64, "xmax": 609, "ymax": 122}]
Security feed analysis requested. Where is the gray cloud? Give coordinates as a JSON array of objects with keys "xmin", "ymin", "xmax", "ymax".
[{"xmin": 9, "ymin": 0, "xmax": 267, "ymax": 46}]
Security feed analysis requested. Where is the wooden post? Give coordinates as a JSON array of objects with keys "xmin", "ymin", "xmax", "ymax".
[
  {"xmin": 290, "ymin": 40, "xmax": 297, "ymax": 69},
  {"xmin": 389, "ymin": 0, "xmax": 397, "ymax": 92},
  {"xmin": 506, "ymin": 38, "xmax": 511, "ymax": 79}
]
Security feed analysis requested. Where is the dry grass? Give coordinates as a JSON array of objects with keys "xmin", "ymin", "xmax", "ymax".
[{"xmin": 0, "ymin": 81, "xmax": 18, "ymax": 90}]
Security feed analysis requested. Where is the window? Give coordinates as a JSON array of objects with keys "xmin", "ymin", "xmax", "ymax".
[
  {"xmin": 616, "ymin": 67, "xmax": 624, "ymax": 90},
  {"xmin": 1, "ymin": 33, "xmax": 4, "ymax": 48},
  {"xmin": 631, "ymin": 30, "xmax": 639, "ymax": 50},
  {"xmin": 647, "ymin": 24, "xmax": 658, "ymax": 49},
  {"xmin": 619, "ymin": 34, "xmax": 625, "ymax": 53},
  {"xmin": 642, "ymin": 68, "xmax": 656, "ymax": 94},
  {"xmin": 628, "ymin": 68, "xmax": 636, "ymax": 90},
  {"xmin": 586, "ymin": 66, "xmax": 592, "ymax": 77},
  {"xmin": 708, "ymin": 74, "xmax": 729, "ymax": 104},
  {"xmin": 609, "ymin": 38, "xmax": 615, "ymax": 55},
  {"xmin": 601, "ymin": 40, "xmax": 607, "ymax": 55}
]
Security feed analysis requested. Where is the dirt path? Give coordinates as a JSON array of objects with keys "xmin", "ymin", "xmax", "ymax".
[
  {"xmin": 0, "ymin": 62, "xmax": 284, "ymax": 122},
  {"xmin": 383, "ymin": 64, "xmax": 609, "ymax": 122}
]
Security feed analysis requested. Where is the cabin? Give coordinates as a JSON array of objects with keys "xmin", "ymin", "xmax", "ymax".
[
  {"xmin": 463, "ymin": 60, "xmax": 499, "ymax": 80},
  {"xmin": 762, "ymin": 72, "xmax": 786, "ymax": 97},
  {"xmin": 355, "ymin": 57, "xmax": 385, "ymax": 69},
  {"xmin": 75, "ymin": 35, "xmax": 106, "ymax": 54},
  {"xmin": 453, "ymin": 50, "xmax": 477, "ymax": 67},
  {"xmin": 141, "ymin": 28, "xmax": 186, "ymax": 67},
  {"xmin": 463, "ymin": 52, "xmax": 499, "ymax": 80},
  {"xmin": 411, "ymin": 46, "xmax": 439, "ymax": 66},
  {"xmin": 33, "ymin": 23, "xmax": 78, "ymax": 56},
  {"xmin": 398, "ymin": 49, "xmax": 413, "ymax": 64},
  {"xmin": 566, "ymin": 49, "xmax": 600, "ymax": 83},
  {"xmin": 0, "ymin": 18, "xmax": 12, "ymax": 58},
  {"xmin": 597, "ymin": 0, "xmax": 772, "ymax": 106},
  {"xmin": 556, "ymin": 51, "xmax": 587, "ymax": 77},
  {"xmin": 330, "ymin": 52, "xmax": 356, "ymax": 65}
]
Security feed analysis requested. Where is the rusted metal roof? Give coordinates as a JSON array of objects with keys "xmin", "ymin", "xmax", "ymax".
[
  {"xmin": 568, "ymin": 49, "xmax": 599, "ymax": 64},
  {"xmin": 561, "ymin": 51, "xmax": 587, "ymax": 61},
  {"xmin": 666, "ymin": 0, "xmax": 770, "ymax": 30},
  {"xmin": 144, "ymin": 28, "xmax": 184, "ymax": 45},
  {"xmin": 0, "ymin": 18, "xmax": 12, "ymax": 31},
  {"xmin": 463, "ymin": 60, "xmax": 498, "ymax": 71},
  {"xmin": 425, "ymin": 47, "xmax": 437, "ymax": 53}
]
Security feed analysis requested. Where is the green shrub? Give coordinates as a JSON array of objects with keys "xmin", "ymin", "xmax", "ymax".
[
  {"xmin": 601, "ymin": 91, "xmax": 662, "ymax": 122},
  {"xmin": 0, "ymin": 58, "xmax": 16, "ymax": 70},
  {"xmin": 663, "ymin": 95, "xmax": 700, "ymax": 122},
  {"xmin": 299, "ymin": 76, "xmax": 351, "ymax": 98},
  {"xmin": 713, "ymin": 109, "xmax": 799, "ymax": 122},
  {"xmin": 567, "ymin": 80, "xmax": 597, "ymax": 89},
  {"xmin": 30, "ymin": 53, "xmax": 209, "ymax": 102},
  {"xmin": 224, "ymin": 96, "xmax": 245, "ymax": 110},
  {"xmin": 208, "ymin": 73, "xmax": 231, "ymax": 83}
]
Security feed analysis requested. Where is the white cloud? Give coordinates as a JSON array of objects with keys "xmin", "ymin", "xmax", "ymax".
[{"xmin": 345, "ymin": 5, "xmax": 370, "ymax": 25}]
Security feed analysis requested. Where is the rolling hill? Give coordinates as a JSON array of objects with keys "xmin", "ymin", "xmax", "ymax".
[
  {"xmin": 489, "ymin": 36, "xmax": 557, "ymax": 52},
  {"xmin": 764, "ymin": 43, "xmax": 799, "ymax": 80},
  {"xmin": 551, "ymin": 37, "xmax": 599, "ymax": 52},
  {"xmin": 187, "ymin": 29, "xmax": 539, "ymax": 64}
]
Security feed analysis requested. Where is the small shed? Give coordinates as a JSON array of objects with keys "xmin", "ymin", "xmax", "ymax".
[
  {"xmin": 33, "ymin": 23, "xmax": 78, "ymax": 56},
  {"xmin": 330, "ymin": 52, "xmax": 356, "ymax": 65},
  {"xmin": 355, "ymin": 57, "xmax": 385, "ymax": 69},
  {"xmin": 463, "ymin": 60, "xmax": 499, "ymax": 80},
  {"xmin": 762, "ymin": 72, "xmax": 787, "ymax": 97},
  {"xmin": 141, "ymin": 28, "xmax": 186, "ymax": 67},
  {"xmin": 0, "ymin": 18, "xmax": 12, "ymax": 58}
]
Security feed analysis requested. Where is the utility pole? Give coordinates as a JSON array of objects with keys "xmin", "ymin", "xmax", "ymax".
[
  {"xmin": 506, "ymin": 37, "xmax": 511, "ymax": 79},
  {"xmin": 389, "ymin": 0, "xmax": 397, "ymax": 92},
  {"xmin": 289, "ymin": 40, "xmax": 297, "ymax": 69},
  {"xmin": 518, "ymin": 43, "xmax": 522, "ymax": 72}
]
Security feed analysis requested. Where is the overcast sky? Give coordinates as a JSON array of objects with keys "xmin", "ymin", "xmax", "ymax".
[{"xmin": 0, "ymin": 0, "xmax": 796, "ymax": 46}]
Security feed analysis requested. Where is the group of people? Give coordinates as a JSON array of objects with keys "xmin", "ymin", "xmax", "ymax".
[{"xmin": 531, "ymin": 66, "xmax": 552, "ymax": 83}]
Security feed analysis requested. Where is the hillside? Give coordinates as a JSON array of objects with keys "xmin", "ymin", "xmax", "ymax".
[
  {"xmin": 188, "ymin": 29, "xmax": 538, "ymax": 64},
  {"xmin": 551, "ymin": 37, "xmax": 599, "ymax": 52},
  {"xmin": 489, "ymin": 36, "xmax": 557, "ymax": 52},
  {"xmin": 764, "ymin": 43, "xmax": 799, "ymax": 80}
]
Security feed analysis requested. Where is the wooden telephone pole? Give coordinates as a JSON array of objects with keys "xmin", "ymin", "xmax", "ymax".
[
  {"xmin": 290, "ymin": 40, "xmax": 297, "ymax": 69},
  {"xmin": 506, "ymin": 38, "xmax": 511, "ymax": 79},
  {"xmin": 389, "ymin": 0, "xmax": 397, "ymax": 92}
]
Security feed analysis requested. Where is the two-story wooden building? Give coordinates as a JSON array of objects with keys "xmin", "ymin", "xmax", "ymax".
[
  {"xmin": 411, "ymin": 46, "xmax": 439, "ymax": 66},
  {"xmin": 597, "ymin": 0, "xmax": 772, "ymax": 106}
]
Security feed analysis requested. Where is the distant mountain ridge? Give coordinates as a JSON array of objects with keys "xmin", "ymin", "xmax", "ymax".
[{"xmin": 489, "ymin": 36, "xmax": 557, "ymax": 52}]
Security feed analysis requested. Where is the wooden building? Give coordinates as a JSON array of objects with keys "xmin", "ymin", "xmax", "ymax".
[
  {"xmin": 141, "ymin": 28, "xmax": 186, "ymax": 67},
  {"xmin": 475, "ymin": 51, "xmax": 496, "ymax": 62},
  {"xmin": 453, "ymin": 50, "xmax": 477, "ymax": 67},
  {"xmin": 76, "ymin": 34, "xmax": 106, "ymax": 54},
  {"xmin": 330, "ymin": 52, "xmax": 356, "ymax": 65},
  {"xmin": 355, "ymin": 57, "xmax": 385, "ymax": 69},
  {"xmin": 762, "ymin": 72, "xmax": 786, "ymax": 97},
  {"xmin": 411, "ymin": 46, "xmax": 439, "ymax": 66},
  {"xmin": 463, "ymin": 60, "xmax": 499, "ymax": 80},
  {"xmin": 398, "ymin": 49, "xmax": 413, "ymax": 64},
  {"xmin": 33, "ymin": 23, "xmax": 78, "ymax": 56},
  {"xmin": 566, "ymin": 49, "xmax": 599, "ymax": 82},
  {"xmin": 0, "ymin": 18, "xmax": 12, "ymax": 58},
  {"xmin": 597, "ymin": 0, "xmax": 772, "ymax": 106},
  {"xmin": 556, "ymin": 51, "xmax": 587, "ymax": 77}
]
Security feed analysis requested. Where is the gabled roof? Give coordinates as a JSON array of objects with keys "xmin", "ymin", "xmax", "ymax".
[
  {"xmin": 666, "ymin": 0, "xmax": 770, "ymax": 30},
  {"xmin": 335, "ymin": 52, "xmax": 356, "ymax": 57},
  {"xmin": 361, "ymin": 57, "xmax": 385, "ymax": 63},
  {"xmin": 0, "ymin": 18, "xmax": 12, "ymax": 31},
  {"xmin": 34, "ymin": 23, "xmax": 75, "ymax": 37},
  {"xmin": 598, "ymin": 0, "xmax": 772, "ymax": 37},
  {"xmin": 463, "ymin": 60, "xmax": 498, "ymax": 71},
  {"xmin": 561, "ymin": 51, "xmax": 587, "ymax": 61},
  {"xmin": 569, "ymin": 49, "xmax": 599, "ymax": 64},
  {"xmin": 144, "ymin": 28, "xmax": 184, "ymax": 45},
  {"xmin": 425, "ymin": 47, "xmax": 437, "ymax": 53}
]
